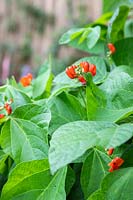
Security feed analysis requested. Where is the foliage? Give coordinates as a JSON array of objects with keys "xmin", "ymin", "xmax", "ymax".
[{"xmin": 0, "ymin": 2, "xmax": 133, "ymax": 200}]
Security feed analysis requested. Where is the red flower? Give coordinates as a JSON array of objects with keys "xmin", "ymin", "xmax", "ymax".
[
  {"xmin": 80, "ymin": 61, "xmax": 90, "ymax": 73},
  {"xmin": 4, "ymin": 103, "xmax": 12, "ymax": 115},
  {"xmin": 108, "ymin": 157, "xmax": 124, "ymax": 172},
  {"xmin": 78, "ymin": 76, "xmax": 86, "ymax": 84},
  {"xmin": 65, "ymin": 65, "xmax": 78, "ymax": 79},
  {"xmin": 107, "ymin": 43, "xmax": 116, "ymax": 54},
  {"xmin": 89, "ymin": 64, "xmax": 96, "ymax": 76},
  {"xmin": 107, "ymin": 148, "xmax": 114, "ymax": 156},
  {"xmin": 0, "ymin": 114, "xmax": 5, "ymax": 119},
  {"xmin": 20, "ymin": 73, "xmax": 33, "ymax": 87}
]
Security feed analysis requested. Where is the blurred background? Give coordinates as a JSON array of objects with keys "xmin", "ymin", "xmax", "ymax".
[{"xmin": 0, "ymin": 0, "xmax": 102, "ymax": 84}]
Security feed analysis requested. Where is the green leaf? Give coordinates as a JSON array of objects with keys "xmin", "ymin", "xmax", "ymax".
[
  {"xmin": 49, "ymin": 92, "xmax": 86, "ymax": 135},
  {"xmin": 124, "ymin": 19, "xmax": 133, "ymax": 38},
  {"xmin": 122, "ymin": 144, "xmax": 133, "ymax": 167},
  {"xmin": 1, "ymin": 160, "xmax": 47, "ymax": 200},
  {"xmin": 51, "ymin": 72, "xmax": 81, "ymax": 97},
  {"xmin": 86, "ymin": 68, "xmax": 133, "ymax": 122},
  {"xmin": 74, "ymin": 56, "xmax": 107, "ymax": 84},
  {"xmin": 88, "ymin": 167, "xmax": 133, "ymax": 200},
  {"xmin": 0, "ymin": 118, "xmax": 48, "ymax": 163},
  {"xmin": 65, "ymin": 166, "xmax": 76, "ymax": 196},
  {"xmin": 1, "ymin": 160, "xmax": 67, "ymax": 200},
  {"xmin": 1, "ymin": 159, "xmax": 51, "ymax": 200},
  {"xmin": 12, "ymin": 103, "xmax": 51, "ymax": 130},
  {"xmin": 103, "ymin": 0, "xmax": 132, "ymax": 13},
  {"xmin": 59, "ymin": 26, "xmax": 104, "ymax": 54},
  {"xmin": 0, "ymin": 150, "xmax": 8, "ymax": 174},
  {"xmin": 5, "ymin": 86, "xmax": 31, "ymax": 108},
  {"xmin": 37, "ymin": 167, "xmax": 67, "ymax": 200},
  {"xmin": 81, "ymin": 148, "xmax": 111, "ymax": 199},
  {"xmin": 59, "ymin": 28, "xmax": 84, "ymax": 44},
  {"xmin": 113, "ymin": 38, "xmax": 133, "ymax": 66},
  {"xmin": 107, "ymin": 6, "xmax": 130, "ymax": 42},
  {"xmin": 33, "ymin": 60, "xmax": 52, "ymax": 99},
  {"xmin": 87, "ymin": 26, "xmax": 101, "ymax": 49},
  {"xmin": 49, "ymin": 121, "xmax": 133, "ymax": 174}
]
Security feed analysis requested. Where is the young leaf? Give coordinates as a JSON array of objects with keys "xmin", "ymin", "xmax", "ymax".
[
  {"xmin": 59, "ymin": 28, "xmax": 84, "ymax": 44},
  {"xmin": 49, "ymin": 121, "xmax": 133, "ymax": 174},
  {"xmin": 81, "ymin": 148, "xmax": 111, "ymax": 199},
  {"xmin": 87, "ymin": 26, "xmax": 101, "ymax": 49},
  {"xmin": 103, "ymin": 0, "xmax": 131, "ymax": 13}
]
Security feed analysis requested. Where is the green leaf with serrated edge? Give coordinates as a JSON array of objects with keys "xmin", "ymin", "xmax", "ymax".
[
  {"xmin": 74, "ymin": 56, "xmax": 107, "ymax": 84},
  {"xmin": 113, "ymin": 38, "xmax": 133, "ymax": 66},
  {"xmin": 107, "ymin": 6, "xmax": 129, "ymax": 42},
  {"xmin": 88, "ymin": 167, "xmax": 133, "ymax": 200},
  {"xmin": 59, "ymin": 28, "xmax": 84, "ymax": 44},
  {"xmin": 0, "ymin": 119, "xmax": 48, "ymax": 163},
  {"xmin": 81, "ymin": 148, "xmax": 111, "ymax": 199},
  {"xmin": 49, "ymin": 121, "xmax": 133, "ymax": 174},
  {"xmin": 1, "ymin": 160, "xmax": 67, "ymax": 200},
  {"xmin": 49, "ymin": 92, "xmax": 86, "ymax": 135},
  {"xmin": 12, "ymin": 103, "xmax": 51, "ymax": 130},
  {"xmin": 103, "ymin": 0, "xmax": 132, "ymax": 13}
]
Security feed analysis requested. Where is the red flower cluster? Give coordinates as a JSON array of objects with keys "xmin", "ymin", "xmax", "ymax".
[
  {"xmin": 0, "ymin": 99, "xmax": 13, "ymax": 119},
  {"xmin": 65, "ymin": 61, "xmax": 96, "ymax": 84},
  {"xmin": 108, "ymin": 157, "xmax": 124, "ymax": 172},
  {"xmin": 20, "ymin": 73, "xmax": 33, "ymax": 87},
  {"xmin": 107, "ymin": 43, "xmax": 116, "ymax": 54}
]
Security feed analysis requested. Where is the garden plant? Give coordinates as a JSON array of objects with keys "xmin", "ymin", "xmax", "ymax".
[{"xmin": 0, "ymin": 1, "xmax": 133, "ymax": 200}]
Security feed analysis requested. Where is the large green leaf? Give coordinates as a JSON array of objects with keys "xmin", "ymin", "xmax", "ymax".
[
  {"xmin": 103, "ymin": 0, "xmax": 132, "ymax": 13},
  {"xmin": 49, "ymin": 92, "xmax": 86, "ymax": 134},
  {"xmin": 1, "ymin": 159, "xmax": 67, "ymax": 200},
  {"xmin": 88, "ymin": 167, "xmax": 133, "ymax": 200},
  {"xmin": 49, "ymin": 121, "xmax": 133, "ymax": 174},
  {"xmin": 81, "ymin": 148, "xmax": 111, "ymax": 199},
  {"xmin": 107, "ymin": 6, "xmax": 129, "ymax": 42},
  {"xmin": 0, "ymin": 118, "xmax": 48, "ymax": 163},
  {"xmin": 113, "ymin": 38, "xmax": 133, "ymax": 66}
]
